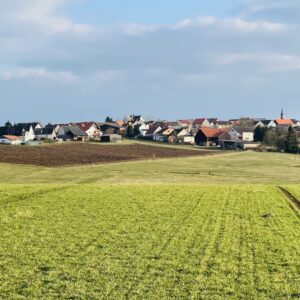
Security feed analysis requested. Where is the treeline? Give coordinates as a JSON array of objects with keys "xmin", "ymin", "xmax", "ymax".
[{"xmin": 254, "ymin": 126, "xmax": 299, "ymax": 153}]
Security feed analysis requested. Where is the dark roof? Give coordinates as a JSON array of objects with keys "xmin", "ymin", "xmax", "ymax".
[
  {"xmin": 193, "ymin": 118, "xmax": 207, "ymax": 125},
  {"xmin": 232, "ymin": 127, "xmax": 254, "ymax": 134},
  {"xmin": 207, "ymin": 118, "xmax": 219, "ymax": 124},
  {"xmin": 35, "ymin": 125, "xmax": 55, "ymax": 135},
  {"xmin": 59, "ymin": 125, "xmax": 86, "ymax": 137}
]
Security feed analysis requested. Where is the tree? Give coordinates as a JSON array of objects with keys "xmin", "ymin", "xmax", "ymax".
[
  {"xmin": 276, "ymin": 136, "xmax": 286, "ymax": 152},
  {"xmin": 263, "ymin": 129, "xmax": 277, "ymax": 147},
  {"xmin": 126, "ymin": 124, "xmax": 134, "ymax": 138},
  {"xmin": 254, "ymin": 126, "xmax": 265, "ymax": 142},
  {"xmin": 4, "ymin": 121, "xmax": 12, "ymax": 128},
  {"xmin": 105, "ymin": 116, "xmax": 113, "ymax": 123},
  {"xmin": 285, "ymin": 126, "xmax": 299, "ymax": 154}
]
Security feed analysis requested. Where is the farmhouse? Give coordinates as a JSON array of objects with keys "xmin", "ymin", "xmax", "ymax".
[
  {"xmin": 195, "ymin": 128, "xmax": 227, "ymax": 146},
  {"xmin": 57, "ymin": 125, "xmax": 87, "ymax": 141},
  {"xmin": 78, "ymin": 122, "xmax": 101, "ymax": 139}
]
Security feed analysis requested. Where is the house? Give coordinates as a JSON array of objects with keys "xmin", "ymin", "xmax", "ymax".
[
  {"xmin": 207, "ymin": 118, "xmax": 219, "ymax": 127},
  {"xmin": 145, "ymin": 123, "xmax": 164, "ymax": 138},
  {"xmin": 177, "ymin": 128, "xmax": 190, "ymax": 143},
  {"xmin": 177, "ymin": 128, "xmax": 196, "ymax": 144},
  {"xmin": 274, "ymin": 119, "xmax": 294, "ymax": 127},
  {"xmin": 195, "ymin": 128, "xmax": 227, "ymax": 146},
  {"xmin": 0, "ymin": 135, "xmax": 22, "ymax": 145},
  {"xmin": 126, "ymin": 114, "xmax": 145, "ymax": 126},
  {"xmin": 139, "ymin": 123, "xmax": 150, "ymax": 136},
  {"xmin": 177, "ymin": 119, "xmax": 193, "ymax": 128},
  {"xmin": 193, "ymin": 118, "xmax": 212, "ymax": 128},
  {"xmin": 1, "ymin": 123, "xmax": 37, "ymax": 141},
  {"xmin": 162, "ymin": 127, "xmax": 179, "ymax": 143},
  {"xmin": 57, "ymin": 125, "xmax": 87, "ymax": 141},
  {"xmin": 219, "ymin": 128, "xmax": 259, "ymax": 150},
  {"xmin": 34, "ymin": 124, "xmax": 57, "ymax": 140},
  {"xmin": 228, "ymin": 127, "xmax": 254, "ymax": 142},
  {"xmin": 78, "ymin": 122, "xmax": 101, "ymax": 139},
  {"xmin": 254, "ymin": 120, "xmax": 276, "ymax": 128}
]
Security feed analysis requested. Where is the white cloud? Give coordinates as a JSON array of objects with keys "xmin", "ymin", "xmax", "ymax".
[
  {"xmin": 0, "ymin": 67, "xmax": 78, "ymax": 82},
  {"xmin": 219, "ymin": 53, "xmax": 300, "ymax": 71},
  {"xmin": 197, "ymin": 17, "xmax": 287, "ymax": 32},
  {"xmin": 0, "ymin": 0, "xmax": 92, "ymax": 34}
]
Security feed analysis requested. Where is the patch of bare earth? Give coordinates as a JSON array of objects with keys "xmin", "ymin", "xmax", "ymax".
[{"xmin": 0, "ymin": 143, "xmax": 214, "ymax": 167}]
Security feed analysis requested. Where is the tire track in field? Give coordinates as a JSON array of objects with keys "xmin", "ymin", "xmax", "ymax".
[
  {"xmin": 104, "ymin": 189, "xmax": 192, "ymax": 299},
  {"xmin": 123, "ymin": 192, "xmax": 206, "ymax": 299},
  {"xmin": 278, "ymin": 187, "xmax": 300, "ymax": 213},
  {"xmin": 139, "ymin": 193, "xmax": 214, "ymax": 298},
  {"xmin": 0, "ymin": 186, "xmax": 73, "ymax": 207},
  {"xmin": 193, "ymin": 189, "xmax": 230, "ymax": 298}
]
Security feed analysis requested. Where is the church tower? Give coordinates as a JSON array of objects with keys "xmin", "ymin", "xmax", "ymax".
[{"xmin": 280, "ymin": 109, "xmax": 284, "ymax": 119}]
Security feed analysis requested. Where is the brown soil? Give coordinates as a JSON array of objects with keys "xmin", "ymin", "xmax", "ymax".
[{"xmin": 0, "ymin": 143, "xmax": 213, "ymax": 167}]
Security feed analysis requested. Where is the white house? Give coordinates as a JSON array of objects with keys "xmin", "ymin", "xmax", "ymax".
[
  {"xmin": 139, "ymin": 123, "xmax": 150, "ymax": 136},
  {"xmin": 78, "ymin": 122, "xmax": 100, "ymax": 139}
]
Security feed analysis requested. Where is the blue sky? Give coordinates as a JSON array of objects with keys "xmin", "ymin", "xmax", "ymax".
[
  {"xmin": 68, "ymin": 1, "xmax": 236, "ymax": 24},
  {"xmin": 0, "ymin": 0, "xmax": 300, "ymax": 123}
]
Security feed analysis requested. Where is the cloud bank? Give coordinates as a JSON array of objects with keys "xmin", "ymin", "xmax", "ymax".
[{"xmin": 0, "ymin": 0, "xmax": 300, "ymax": 123}]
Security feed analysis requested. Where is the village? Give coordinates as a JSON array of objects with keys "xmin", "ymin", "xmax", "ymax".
[{"xmin": 0, "ymin": 111, "xmax": 300, "ymax": 152}]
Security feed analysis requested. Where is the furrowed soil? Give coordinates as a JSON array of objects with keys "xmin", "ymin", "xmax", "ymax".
[{"xmin": 0, "ymin": 143, "xmax": 212, "ymax": 167}]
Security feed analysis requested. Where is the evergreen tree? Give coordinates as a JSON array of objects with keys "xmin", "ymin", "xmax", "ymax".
[
  {"xmin": 254, "ymin": 126, "xmax": 265, "ymax": 142},
  {"xmin": 4, "ymin": 121, "xmax": 12, "ymax": 128},
  {"xmin": 127, "ymin": 124, "xmax": 134, "ymax": 138},
  {"xmin": 285, "ymin": 126, "xmax": 299, "ymax": 154},
  {"xmin": 105, "ymin": 116, "xmax": 113, "ymax": 123}
]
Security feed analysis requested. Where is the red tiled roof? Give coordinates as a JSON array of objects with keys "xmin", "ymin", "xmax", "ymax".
[
  {"xmin": 3, "ymin": 135, "xmax": 21, "ymax": 141},
  {"xmin": 275, "ymin": 119, "xmax": 294, "ymax": 125},
  {"xmin": 78, "ymin": 122, "xmax": 95, "ymax": 131},
  {"xmin": 177, "ymin": 119, "xmax": 193, "ymax": 124},
  {"xmin": 116, "ymin": 120, "xmax": 125, "ymax": 126},
  {"xmin": 199, "ymin": 128, "xmax": 228, "ymax": 138}
]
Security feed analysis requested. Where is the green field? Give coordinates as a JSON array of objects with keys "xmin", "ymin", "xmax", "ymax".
[
  {"xmin": 0, "ymin": 150, "xmax": 300, "ymax": 299},
  {"xmin": 0, "ymin": 151, "xmax": 300, "ymax": 184},
  {"xmin": 0, "ymin": 184, "xmax": 299, "ymax": 299}
]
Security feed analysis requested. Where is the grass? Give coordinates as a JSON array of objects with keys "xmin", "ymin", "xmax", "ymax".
[
  {"xmin": 0, "ymin": 184, "xmax": 299, "ymax": 299},
  {"xmin": 0, "ymin": 151, "xmax": 300, "ymax": 184},
  {"xmin": 1, "ymin": 150, "xmax": 300, "ymax": 298}
]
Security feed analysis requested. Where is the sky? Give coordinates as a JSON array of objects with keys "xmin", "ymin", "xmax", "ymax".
[{"xmin": 1, "ymin": 0, "xmax": 300, "ymax": 123}]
